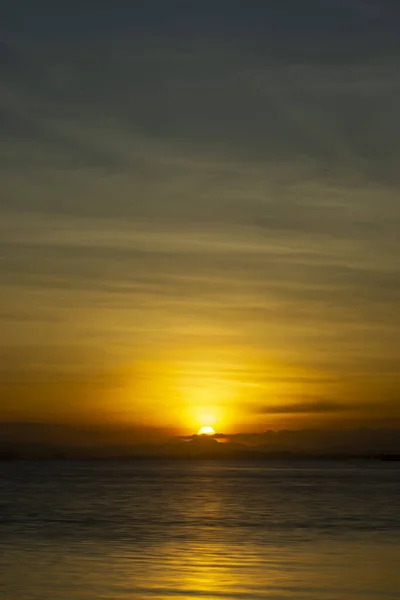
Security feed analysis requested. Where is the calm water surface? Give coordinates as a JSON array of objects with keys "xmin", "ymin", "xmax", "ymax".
[{"xmin": 0, "ymin": 461, "xmax": 399, "ymax": 599}]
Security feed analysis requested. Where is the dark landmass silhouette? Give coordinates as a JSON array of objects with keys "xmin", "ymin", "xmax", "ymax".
[{"xmin": 0, "ymin": 422, "xmax": 399, "ymax": 461}]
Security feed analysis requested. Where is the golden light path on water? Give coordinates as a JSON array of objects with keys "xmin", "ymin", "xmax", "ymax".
[
  {"xmin": 6, "ymin": 525, "xmax": 397, "ymax": 599},
  {"xmin": 1, "ymin": 461, "xmax": 399, "ymax": 600}
]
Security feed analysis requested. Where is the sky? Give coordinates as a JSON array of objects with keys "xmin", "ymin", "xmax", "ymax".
[{"xmin": 1, "ymin": 1, "xmax": 400, "ymax": 440}]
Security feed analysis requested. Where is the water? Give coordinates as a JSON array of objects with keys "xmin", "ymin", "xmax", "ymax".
[{"xmin": 1, "ymin": 461, "xmax": 399, "ymax": 599}]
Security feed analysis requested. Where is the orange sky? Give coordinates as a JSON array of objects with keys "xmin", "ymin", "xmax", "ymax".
[{"xmin": 1, "ymin": 5, "xmax": 399, "ymax": 436}]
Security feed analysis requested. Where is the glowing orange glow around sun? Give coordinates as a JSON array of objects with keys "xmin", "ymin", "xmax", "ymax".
[{"xmin": 197, "ymin": 426, "xmax": 216, "ymax": 435}]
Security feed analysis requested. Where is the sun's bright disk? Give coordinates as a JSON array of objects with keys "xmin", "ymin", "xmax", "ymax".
[{"xmin": 197, "ymin": 426, "xmax": 216, "ymax": 436}]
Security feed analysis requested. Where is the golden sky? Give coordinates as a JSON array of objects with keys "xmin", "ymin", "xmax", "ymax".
[{"xmin": 1, "ymin": 2, "xmax": 399, "ymax": 437}]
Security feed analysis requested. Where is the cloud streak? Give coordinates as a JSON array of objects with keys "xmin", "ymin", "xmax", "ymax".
[
  {"xmin": 257, "ymin": 399, "xmax": 351, "ymax": 415},
  {"xmin": 1, "ymin": 1, "xmax": 399, "ymax": 428}
]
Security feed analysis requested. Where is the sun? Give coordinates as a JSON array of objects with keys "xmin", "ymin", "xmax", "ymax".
[{"xmin": 197, "ymin": 426, "xmax": 216, "ymax": 436}]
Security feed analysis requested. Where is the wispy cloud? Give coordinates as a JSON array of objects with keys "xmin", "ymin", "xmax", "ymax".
[
  {"xmin": 1, "ymin": 1, "xmax": 399, "ymax": 427},
  {"xmin": 257, "ymin": 399, "xmax": 351, "ymax": 415}
]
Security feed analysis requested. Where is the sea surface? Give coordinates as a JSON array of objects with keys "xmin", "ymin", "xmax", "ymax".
[{"xmin": 0, "ymin": 460, "xmax": 399, "ymax": 600}]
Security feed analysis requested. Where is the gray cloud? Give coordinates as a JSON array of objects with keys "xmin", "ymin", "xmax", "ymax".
[{"xmin": 257, "ymin": 399, "xmax": 351, "ymax": 415}]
